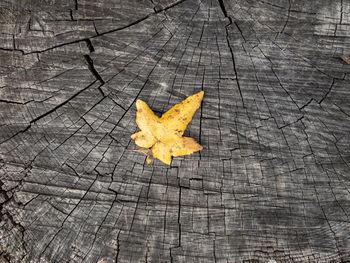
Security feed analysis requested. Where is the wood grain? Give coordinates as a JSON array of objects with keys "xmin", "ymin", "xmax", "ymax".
[{"xmin": 1, "ymin": 0, "xmax": 350, "ymax": 262}]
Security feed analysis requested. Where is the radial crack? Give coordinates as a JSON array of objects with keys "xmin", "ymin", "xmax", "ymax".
[
  {"xmin": 0, "ymin": 80, "xmax": 98, "ymax": 145},
  {"xmin": 84, "ymin": 55, "xmax": 105, "ymax": 85},
  {"xmin": 217, "ymin": 0, "xmax": 246, "ymax": 108},
  {"xmin": 319, "ymin": 78, "xmax": 335, "ymax": 104}
]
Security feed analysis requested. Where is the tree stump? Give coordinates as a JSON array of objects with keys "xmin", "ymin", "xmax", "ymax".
[{"xmin": 1, "ymin": 0, "xmax": 350, "ymax": 262}]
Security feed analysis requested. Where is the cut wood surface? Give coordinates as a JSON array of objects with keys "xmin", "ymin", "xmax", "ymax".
[{"xmin": 1, "ymin": 0, "xmax": 350, "ymax": 262}]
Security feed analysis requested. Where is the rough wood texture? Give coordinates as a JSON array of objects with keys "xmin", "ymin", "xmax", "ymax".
[{"xmin": 1, "ymin": 0, "xmax": 350, "ymax": 262}]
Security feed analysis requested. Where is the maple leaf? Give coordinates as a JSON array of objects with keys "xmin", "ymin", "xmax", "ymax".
[
  {"xmin": 131, "ymin": 91, "xmax": 204, "ymax": 165},
  {"xmin": 341, "ymin": 56, "xmax": 350, "ymax": 65}
]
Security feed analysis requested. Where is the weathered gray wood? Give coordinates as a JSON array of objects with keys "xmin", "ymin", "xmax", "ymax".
[{"xmin": 1, "ymin": 0, "xmax": 350, "ymax": 262}]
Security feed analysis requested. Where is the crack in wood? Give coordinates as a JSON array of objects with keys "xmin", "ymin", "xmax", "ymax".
[{"xmin": 217, "ymin": 0, "xmax": 246, "ymax": 108}]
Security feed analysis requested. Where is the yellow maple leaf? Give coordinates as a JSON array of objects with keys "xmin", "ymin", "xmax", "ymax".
[
  {"xmin": 131, "ymin": 91, "xmax": 204, "ymax": 165},
  {"xmin": 341, "ymin": 56, "xmax": 350, "ymax": 65}
]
